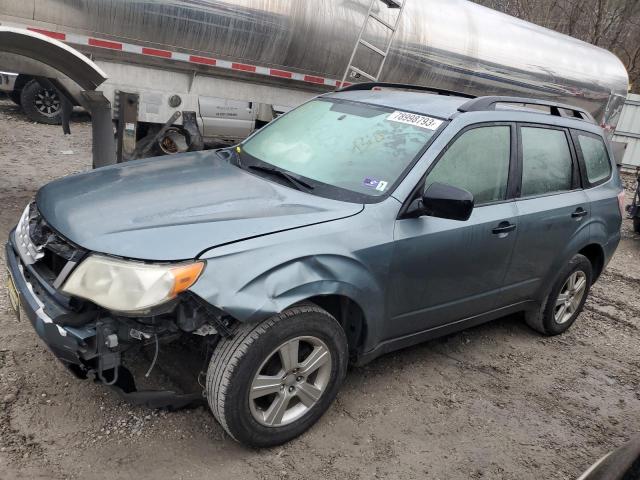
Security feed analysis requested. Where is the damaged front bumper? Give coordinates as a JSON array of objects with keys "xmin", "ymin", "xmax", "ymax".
[
  {"xmin": 5, "ymin": 237, "xmax": 206, "ymax": 409},
  {"xmin": 5, "ymin": 239, "xmax": 98, "ymax": 372}
]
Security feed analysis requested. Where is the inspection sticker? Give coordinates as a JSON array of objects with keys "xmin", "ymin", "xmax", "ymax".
[
  {"xmin": 363, "ymin": 178, "xmax": 389, "ymax": 192},
  {"xmin": 387, "ymin": 111, "xmax": 443, "ymax": 131}
]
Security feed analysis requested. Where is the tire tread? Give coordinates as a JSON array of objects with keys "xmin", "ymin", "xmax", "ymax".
[{"xmin": 206, "ymin": 304, "xmax": 334, "ymax": 441}]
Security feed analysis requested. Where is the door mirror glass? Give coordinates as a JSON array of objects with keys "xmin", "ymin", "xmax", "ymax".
[{"xmin": 421, "ymin": 182, "xmax": 474, "ymax": 221}]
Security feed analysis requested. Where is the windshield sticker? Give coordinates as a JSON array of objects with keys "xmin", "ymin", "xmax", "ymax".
[
  {"xmin": 363, "ymin": 178, "xmax": 388, "ymax": 192},
  {"xmin": 387, "ymin": 111, "xmax": 443, "ymax": 131}
]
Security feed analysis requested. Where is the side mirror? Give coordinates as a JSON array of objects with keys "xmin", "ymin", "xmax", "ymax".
[{"xmin": 420, "ymin": 182, "xmax": 474, "ymax": 221}]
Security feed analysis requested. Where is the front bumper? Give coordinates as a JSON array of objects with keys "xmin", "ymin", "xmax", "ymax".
[
  {"xmin": 6, "ymin": 233, "xmax": 206, "ymax": 409},
  {"xmin": 5, "ymin": 237, "xmax": 98, "ymax": 371}
]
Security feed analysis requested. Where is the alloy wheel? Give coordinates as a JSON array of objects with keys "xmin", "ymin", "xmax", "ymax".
[
  {"xmin": 34, "ymin": 89, "xmax": 61, "ymax": 117},
  {"xmin": 249, "ymin": 336, "xmax": 332, "ymax": 427},
  {"xmin": 554, "ymin": 270, "xmax": 587, "ymax": 324}
]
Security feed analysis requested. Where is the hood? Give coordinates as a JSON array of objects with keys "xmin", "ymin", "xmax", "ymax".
[{"xmin": 36, "ymin": 152, "xmax": 363, "ymax": 261}]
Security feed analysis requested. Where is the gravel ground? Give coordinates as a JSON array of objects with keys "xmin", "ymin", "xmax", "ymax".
[{"xmin": 1, "ymin": 97, "xmax": 640, "ymax": 480}]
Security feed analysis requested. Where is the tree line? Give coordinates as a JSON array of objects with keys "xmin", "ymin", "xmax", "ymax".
[{"xmin": 473, "ymin": 0, "xmax": 640, "ymax": 92}]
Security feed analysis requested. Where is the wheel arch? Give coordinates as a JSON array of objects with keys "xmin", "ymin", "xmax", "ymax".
[
  {"xmin": 298, "ymin": 294, "xmax": 367, "ymax": 361},
  {"xmin": 578, "ymin": 243, "xmax": 605, "ymax": 282},
  {"xmin": 191, "ymin": 252, "xmax": 387, "ymax": 355},
  {"xmin": 13, "ymin": 73, "xmax": 32, "ymax": 91}
]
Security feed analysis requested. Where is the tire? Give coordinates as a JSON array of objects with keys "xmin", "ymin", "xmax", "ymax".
[
  {"xmin": 634, "ymin": 217, "xmax": 640, "ymax": 234},
  {"xmin": 525, "ymin": 254, "xmax": 593, "ymax": 336},
  {"xmin": 19, "ymin": 80, "xmax": 62, "ymax": 125},
  {"xmin": 206, "ymin": 304, "xmax": 348, "ymax": 447}
]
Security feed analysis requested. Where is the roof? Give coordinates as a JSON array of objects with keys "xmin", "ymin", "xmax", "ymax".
[{"xmin": 326, "ymin": 89, "xmax": 469, "ymax": 119}]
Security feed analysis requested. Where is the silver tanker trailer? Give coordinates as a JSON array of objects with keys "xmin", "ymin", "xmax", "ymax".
[{"xmin": 0, "ymin": 0, "xmax": 630, "ymax": 158}]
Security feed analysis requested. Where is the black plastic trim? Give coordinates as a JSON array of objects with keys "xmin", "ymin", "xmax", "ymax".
[
  {"xmin": 459, "ymin": 96, "xmax": 595, "ymax": 124},
  {"xmin": 337, "ymin": 82, "xmax": 475, "ymax": 99}
]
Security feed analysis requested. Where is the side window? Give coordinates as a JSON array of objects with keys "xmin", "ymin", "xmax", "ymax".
[
  {"xmin": 575, "ymin": 132, "xmax": 612, "ymax": 185},
  {"xmin": 520, "ymin": 127, "xmax": 573, "ymax": 197},
  {"xmin": 425, "ymin": 126, "xmax": 511, "ymax": 205}
]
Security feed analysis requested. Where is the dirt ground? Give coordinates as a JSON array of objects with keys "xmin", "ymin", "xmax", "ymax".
[{"xmin": 0, "ymin": 96, "xmax": 639, "ymax": 480}]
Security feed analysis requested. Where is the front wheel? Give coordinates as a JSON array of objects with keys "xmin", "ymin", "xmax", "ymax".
[
  {"xmin": 525, "ymin": 254, "xmax": 593, "ymax": 335},
  {"xmin": 206, "ymin": 304, "xmax": 348, "ymax": 447}
]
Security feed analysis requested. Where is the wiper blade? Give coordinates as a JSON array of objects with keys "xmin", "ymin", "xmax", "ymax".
[{"xmin": 248, "ymin": 165, "xmax": 315, "ymax": 192}]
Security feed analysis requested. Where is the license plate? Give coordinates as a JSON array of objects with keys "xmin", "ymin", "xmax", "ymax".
[{"xmin": 6, "ymin": 269, "xmax": 21, "ymax": 321}]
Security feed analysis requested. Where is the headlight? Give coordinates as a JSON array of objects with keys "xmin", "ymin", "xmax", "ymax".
[{"xmin": 61, "ymin": 255, "xmax": 205, "ymax": 313}]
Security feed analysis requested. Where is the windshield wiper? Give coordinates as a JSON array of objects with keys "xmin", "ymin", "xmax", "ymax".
[{"xmin": 248, "ymin": 165, "xmax": 315, "ymax": 192}]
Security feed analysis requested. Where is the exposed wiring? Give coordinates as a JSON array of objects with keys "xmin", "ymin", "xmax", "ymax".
[{"xmin": 145, "ymin": 334, "xmax": 159, "ymax": 378}]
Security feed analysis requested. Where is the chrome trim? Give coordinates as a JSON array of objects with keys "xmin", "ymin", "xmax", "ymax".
[
  {"xmin": 53, "ymin": 259, "xmax": 77, "ymax": 289},
  {"xmin": 14, "ymin": 204, "xmax": 44, "ymax": 266}
]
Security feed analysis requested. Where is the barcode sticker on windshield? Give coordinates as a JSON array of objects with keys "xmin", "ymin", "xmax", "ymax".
[{"xmin": 387, "ymin": 111, "xmax": 443, "ymax": 131}]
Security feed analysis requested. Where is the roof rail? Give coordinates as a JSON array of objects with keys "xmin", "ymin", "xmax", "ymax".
[
  {"xmin": 338, "ymin": 82, "xmax": 476, "ymax": 99},
  {"xmin": 458, "ymin": 96, "xmax": 595, "ymax": 123}
]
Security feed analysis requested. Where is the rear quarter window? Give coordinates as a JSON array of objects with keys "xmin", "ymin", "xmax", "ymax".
[{"xmin": 575, "ymin": 132, "xmax": 612, "ymax": 185}]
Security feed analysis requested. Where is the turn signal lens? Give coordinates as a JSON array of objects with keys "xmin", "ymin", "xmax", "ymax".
[{"xmin": 170, "ymin": 262, "xmax": 205, "ymax": 296}]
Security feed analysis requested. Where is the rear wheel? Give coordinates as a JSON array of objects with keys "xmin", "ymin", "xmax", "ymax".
[
  {"xmin": 20, "ymin": 79, "xmax": 62, "ymax": 124},
  {"xmin": 525, "ymin": 254, "xmax": 593, "ymax": 335},
  {"xmin": 206, "ymin": 304, "xmax": 348, "ymax": 447}
]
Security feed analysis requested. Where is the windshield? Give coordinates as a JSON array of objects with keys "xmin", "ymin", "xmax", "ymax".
[{"xmin": 240, "ymin": 98, "xmax": 443, "ymax": 199}]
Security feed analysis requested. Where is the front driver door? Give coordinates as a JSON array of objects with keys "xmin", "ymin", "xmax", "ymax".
[{"xmin": 385, "ymin": 123, "xmax": 518, "ymax": 340}]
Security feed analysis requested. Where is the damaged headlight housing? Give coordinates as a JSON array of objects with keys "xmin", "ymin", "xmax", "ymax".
[{"xmin": 61, "ymin": 255, "xmax": 205, "ymax": 313}]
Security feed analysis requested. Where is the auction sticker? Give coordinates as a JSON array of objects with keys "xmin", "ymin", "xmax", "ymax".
[
  {"xmin": 363, "ymin": 178, "xmax": 388, "ymax": 192},
  {"xmin": 387, "ymin": 111, "xmax": 443, "ymax": 130}
]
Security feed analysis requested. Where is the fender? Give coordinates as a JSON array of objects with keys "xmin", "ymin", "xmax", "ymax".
[
  {"xmin": 189, "ymin": 204, "xmax": 398, "ymax": 351},
  {"xmin": 535, "ymin": 216, "xmax": 599, "ymax": 302}
]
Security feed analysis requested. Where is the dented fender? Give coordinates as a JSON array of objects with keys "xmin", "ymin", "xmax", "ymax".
[{"xmin": 190, "ymin": 201, "xmax": 400, "ymax": 352}]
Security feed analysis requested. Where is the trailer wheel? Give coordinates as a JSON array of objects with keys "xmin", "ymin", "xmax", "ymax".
[
  {"xmin": 20, "ymin": 80, "xmax": 62, "ymax": 125},
  {"xmin": 206, "ymin": 304, "xmax": 348, "ymax": 447}
]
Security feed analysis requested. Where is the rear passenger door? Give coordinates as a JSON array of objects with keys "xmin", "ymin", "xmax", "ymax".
[
  {"xmin": 501, "ymin": 124, "xmax": 590, "ymax": 306},
  {"xmin": 570, "ymin": 130, "xmax": 620, "ymax": 241}
]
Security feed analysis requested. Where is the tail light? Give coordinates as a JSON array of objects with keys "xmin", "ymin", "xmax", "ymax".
[{"xmin": 617, "ymin": 190, "xmax": 627, "ymax": 218}]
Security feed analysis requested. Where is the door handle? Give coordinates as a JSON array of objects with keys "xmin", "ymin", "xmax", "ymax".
[
  {"xmin": 492, "ymin": 221, "xmax": 516, "ymax": 235},
  {"xmin": 572, "ymin": 208, "xmax": 588, "ymax": 219}
]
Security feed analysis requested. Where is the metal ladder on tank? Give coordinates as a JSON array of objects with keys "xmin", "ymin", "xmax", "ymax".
[{"xmin": 340, "ymin": 0, "xmax": 407, "ymax": 86}]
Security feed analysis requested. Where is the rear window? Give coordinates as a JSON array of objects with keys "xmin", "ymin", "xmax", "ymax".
[
  {"xmin": 575, "ymin": 133, "xmax": 611, "ymax": 185},
  {"xmin": 520, "ymin": 127, "xmax": 573, "ymax": 197}
]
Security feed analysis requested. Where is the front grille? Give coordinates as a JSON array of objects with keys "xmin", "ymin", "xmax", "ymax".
[
  {"xmin": 14, "ymin": 204, "xmax": 44, "ymax": 265},
  {"xmin": 15, "ymin": 203, "xmax": 85, "ymax": 286}
]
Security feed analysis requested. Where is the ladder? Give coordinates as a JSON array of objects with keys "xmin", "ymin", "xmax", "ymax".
[{"xmin": 340, "ymin": 0, "xmax": 407, "ymax": 86}]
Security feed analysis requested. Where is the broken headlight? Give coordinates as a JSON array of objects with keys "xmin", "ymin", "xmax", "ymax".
[{"xmin": 61, "ymin": 254, "xmax": 204, "ymax": 313}]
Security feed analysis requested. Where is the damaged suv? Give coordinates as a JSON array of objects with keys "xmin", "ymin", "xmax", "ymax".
[{"xmin": 6, "ymin": 84, "xmax": 624, "ymax": 447}]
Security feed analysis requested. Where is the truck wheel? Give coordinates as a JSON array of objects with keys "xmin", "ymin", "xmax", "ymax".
[
  {"xmin": 20, "ymin": 80, "xmax": 62, "ymax": 125},
  {"xmin": 206, "ymin": 304, "xmax": 348, "ymax": 447},
  {"xmin": 525, "ymin": 254, "xmax": 593, "ymax": 336},
  {"xmin": 634, "ymin": 217, "xmax": 640, "ymax": 234}
]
